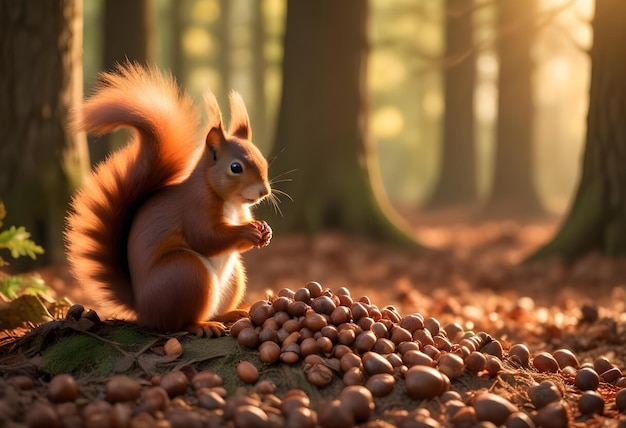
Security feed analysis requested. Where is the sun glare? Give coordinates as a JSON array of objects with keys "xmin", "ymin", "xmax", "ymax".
[{"xmin": 373, "ymin": 106, "xmax": 405, "ymax": 139}]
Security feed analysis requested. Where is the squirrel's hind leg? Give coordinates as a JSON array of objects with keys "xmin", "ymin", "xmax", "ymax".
[{"xmin": 133, "ymin": 250, "xmax": 220, "ymax": 334}]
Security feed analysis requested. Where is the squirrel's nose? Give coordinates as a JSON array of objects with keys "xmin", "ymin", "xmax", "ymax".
[{"xmin": 259, "ymin": 184, "xmax": 270, "ymax": 199}]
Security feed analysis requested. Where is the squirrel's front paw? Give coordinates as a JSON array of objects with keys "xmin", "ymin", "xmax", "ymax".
[{"xmin": 257, "ymin": 221, "xmax": 272, "ymax": 247}]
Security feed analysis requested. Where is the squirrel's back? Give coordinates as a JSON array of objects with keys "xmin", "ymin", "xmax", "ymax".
[{"xmin": 65, "ymin": 63, "xmax": 201, "ymax": 310}]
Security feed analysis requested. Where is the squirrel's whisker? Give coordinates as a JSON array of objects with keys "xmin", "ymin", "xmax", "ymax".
[{"xmin": 271, "ymin": 188, "xmax": 293, "ymax": 202}]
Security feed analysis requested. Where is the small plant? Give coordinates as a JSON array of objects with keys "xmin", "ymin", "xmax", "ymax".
[
  {"xmin": 0, "ymin": 201, "xmax": 44, "ymax": 267},
  {"xmin": 0, "ymin": 201, "xmax": 68, "ymax": 331}
]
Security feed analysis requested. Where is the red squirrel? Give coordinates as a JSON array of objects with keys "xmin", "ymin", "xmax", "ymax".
[{"xmin": 65, "ymin": 63, "xmax": 272, "ymax": 335}]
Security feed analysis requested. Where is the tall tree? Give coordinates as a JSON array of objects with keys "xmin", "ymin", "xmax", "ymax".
[
  {"xmin": 425, "ymin": 0, "xmax": 478, "ymax": 209},
  {"xmin": 485, "ymin": 0, "xmax": 543, "ymax": 215},
  {"xmin": 217, "ymin": 0, "xmax": 232, "ymax": 105},
  {"xmin": 530, "ymin": 0, "xmax": 626, "ymax": 260},
  {"xmin": 251, "ymin": 0, "xmax": 268, "ymax": 151},
  {"xmin": 263, "ymin": 0, "xmax": 414, "ymax": 245},
  {"xmin": 0, "ymin": 0, "xmax": 89, "ymax": 268},
  {"xmin": 90, "ymin": 0, "xmax": 154, "ymax": 165}
]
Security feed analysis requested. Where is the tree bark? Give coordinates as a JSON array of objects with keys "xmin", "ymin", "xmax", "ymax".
[
  {"xmin": 217, "ymin": 0, "xmax": 232, "ymax": 106},
  {"xmin": 529, "ymin": 0, "xmax": 626, "ymax": 260},
  {"xmin": 261, "ymin": 0, "xmax": 415, "ymax": 245},
  {"xmin": 0, "ymin": 0, "xmax": 89, "ymax": 269},
  {"xmin": 485, "ymin": 0, "xmax": 543, "ymax": 216},
  {"xmin": 424, "ymin": 0, "xmax": 478, "ymax": 209},
  {"xmin": 251, "ymin": 0, "xmax": 268, "ymax": 151}
]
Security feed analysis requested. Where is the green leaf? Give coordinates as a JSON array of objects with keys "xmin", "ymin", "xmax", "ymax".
[
  {"xmin": 0, "ymin": 275, "xmax": 53, "ymax": 301},
  {"xmin": 0, "ymin": 226, "xmax": 44, "ymax": 259},
  {"xmin": 0, "ymin": 276, "xmax": 23, "ymax": 300}
]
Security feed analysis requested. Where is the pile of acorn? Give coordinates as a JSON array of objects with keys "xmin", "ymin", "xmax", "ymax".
[
  {"xmin": 2, "ymin": 281, "xmax": 626, "ymax": 427},
  {"xmin": 229, "ymin": 281, "xmax": 626, "ymax": 426}
]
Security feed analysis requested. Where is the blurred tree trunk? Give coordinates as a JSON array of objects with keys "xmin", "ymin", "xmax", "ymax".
[
  {"xmin": 0, "ymin": 0, "xmax": 89, "ymax": 269},
  {"xmin": 170, "ymin": 1, "xmax": 185, "ymax": 84},
  {"xmin": 218, "ymin": 0, "xmax": 232, "ymax": 105},
  {"xmin": 251, "ymin": 0, "xmax": 268, "ymax": 152},
  {"xmin": 90, "ymin": 0, "xmax": 154, "ymax": 165},
  {"xmin": 529, "ymin": 0, "xmax": 626, "ymax": 260},
  {"xmin": 484, "ymin": 0, "xmax": 543, "ymax": 216},
  {"xmin": 424, "ymin": 0, "xmax": 477, "ymax": 209},
  {"xmin": 262, "ymin": 0, "xmax": 415, "ymax": 245}
]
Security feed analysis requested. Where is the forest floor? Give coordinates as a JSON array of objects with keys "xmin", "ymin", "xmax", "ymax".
[
  {"xmin": 3, "ymin": 208, "xmax": 626, "ymax": 426},
  {"xmin": 240, "ymin": 209, "xmax": 626, "ymax": 366}
]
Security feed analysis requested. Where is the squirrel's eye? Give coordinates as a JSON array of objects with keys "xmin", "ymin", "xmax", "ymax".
[{"xmin": 229, "ymin": 162, "xmax": 244, "ymax": 175}]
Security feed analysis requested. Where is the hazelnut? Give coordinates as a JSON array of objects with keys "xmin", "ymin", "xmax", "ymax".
[
  {"xmin": 472, "ymin": 393, "xmax": 518, "ymax": 426},
  {"xmin": 362, "ymin": 351, "xmax": 394, "ymax": 376},
  {"xmin": 191, "ymin": 370, "xmax": 222, "ymax": 390},
  {"xmin": 552, "ymin": 348, "xmax": 580, "ymax": 369},
  {"xmin": 105, "ymin": 375, "xmax": 141, "ymax": 403},
  {"xmin": 532, "ymin": 351, "xmax": 559, "ymax": 373},
  {"xmin": 339, "ymin": 385, "xmax": 374, "ymax": 421},
  {"xmin": 437, "ymin": 353, "xmax": 464, "ymax": 379},
  {"xmin": 305, "ymin": 363, "xmax": 334, "ymax": 387},
  {"xmin": 365, "ymin": 373, "xmax": 395, "ymax": 397},
  {"xmin": 259, "ymin": 341, "xmax": 281, "ymax": 364},
  {"xmin": 163, "ymin": 338, "xmax": 183, "ymax": 357},
  {"xmin": 47, "ymin": 374, "xmax": 79, "ymax": 403},
  {"xmin": 578, "ymin": 390, "xmax": 604, "ymax": 415},
  {"xmin": 574, "ymin": 367, "xmax": 600, "ymax": 391},
  {"xmin": 405, "ymin": 366, "xmax": 449, "ymax": 399},
  {"xmin": 237, "ymin": 361, "xmax": 259, "ymax": 384},
  {"xmin": 160, "ymin": 371, "xmax": 188, "ymax": 397}
]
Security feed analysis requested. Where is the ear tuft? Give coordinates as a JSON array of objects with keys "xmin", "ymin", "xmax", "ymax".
[
  {"xmin": 203, "ymin": 90, "xmax": 224, "ymax": 132},
  {"xmin": 228, "ymin": 91, "xmax": 251, "ymax": 140}
]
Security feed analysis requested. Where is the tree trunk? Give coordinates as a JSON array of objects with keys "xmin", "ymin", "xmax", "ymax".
[
  {"xmin": 251, "ymin": 0, "xmax": 268, "ymax": 152},
  {"xmin": 0, "ymin": 0, "xmax": 89, "ymax": 269},
  {"xmin": 90, "ymin": 0, "xmax": 154, "ymax": 165},
  {"xmin": 529, "ymin": 0, "xmax": 626, "ymax": 261},
  {"xmin": 484, "ymin": 0, "xmax": 543, "ymax": 216},
  {"xmin": 169, "ymin": 1, "xmax": 185, "ymax": 84},
  {"xmin": 217, "ymin": 0, "xmax": 232, "ymax": 106},
  {"xmin": 424, "ymin": 0, "xmax": 477, "ymax": 209},
  {"xmin": 261, "ymin": 0, "xmax": 415, "ymax": 245}
]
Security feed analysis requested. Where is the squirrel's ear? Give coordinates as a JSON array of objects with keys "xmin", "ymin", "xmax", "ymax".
[
  {"xmin": 203, "ymin": 90, "xmax": 224, "ymax": 132},
  {"xmin": 228, "ymin": 91, "xmax": 251, "ymax": 140},
  {"xmin": 206, "ymin": 127, "xmax": 225, "ymax": 162}
]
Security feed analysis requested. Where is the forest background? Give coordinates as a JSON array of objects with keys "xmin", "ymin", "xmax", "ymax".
[{"xmin": 2, "ymin": 0, "xmax": 624, "ymax": 313}]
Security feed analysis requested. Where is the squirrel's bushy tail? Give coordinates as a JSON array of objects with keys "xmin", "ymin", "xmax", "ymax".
[{"xmin": 65, "ymin": 63, "xmax": 200, "ymax": 310}]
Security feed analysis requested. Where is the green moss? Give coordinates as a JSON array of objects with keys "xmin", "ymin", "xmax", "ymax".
[
  {"xmin": 107, "ymin": 325, "xmax": 155, "ymax": 352},
  {"xmin": 42, "ymin": 334, "xmax": 122, "ymax": 377}
]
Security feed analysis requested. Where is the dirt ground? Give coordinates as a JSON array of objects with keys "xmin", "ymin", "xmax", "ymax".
[
  {"xmin": 42, "ymin": 208, "xmax": 626, "ymax": 370},
  {"xmin": 4, "ymin": 208, "xmax": 626, "ymax": 426}
]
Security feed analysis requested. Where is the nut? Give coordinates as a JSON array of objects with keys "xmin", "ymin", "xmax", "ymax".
[
  {"xmin": 105, "ymin": 375, "xmax": 141, "ymax": 403},
  {"xmin": 47, "ymin": 374, "xmax": 79, "ymax": 403},
  {"xmin": 339, "ymin": 385, "xmax": 374, "ymax": 422},
  {"xmin": 364, "ymin": 373, "xmax": 395, "ymax": 397},
  {"xmin": 405, "ymin": 366, "xmax": 449, "ymax": 399},
  {"xmin": 259, "ymin": 341, "xmax": 281, "ymax": 364},
  {"xmin": 473, "ymin": 393, "xmax": 518, "ymax": 426},
  {"xmin": 237, "ymin": 361, "xmax": 259, "ymax": 384},
  {"xmin": 362, "ymin": 351, "xmax": 394, "ymax": 376},
  {"xmin": 305, "ymin": 363, "xmax": 334, "ymax": 387},
  {"xmin": 160, "ymin": 371, "xmax": 188, "ymax": 397}
]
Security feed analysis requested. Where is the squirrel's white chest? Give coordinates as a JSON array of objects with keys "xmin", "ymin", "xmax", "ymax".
[
  {"xmin": 205, "ymin": 202, "xmax": 247, "ymax": 277},
  {"xmin": 223, "ymin": 202, "xmax": 251, "ymax": 224}
]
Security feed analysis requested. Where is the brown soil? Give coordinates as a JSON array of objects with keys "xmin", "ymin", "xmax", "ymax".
[
  {"xmin": 40, "ymin": 210, "xmax": 626, "ymax": 367},
  {"xmin": 4, "ymin": 209, "xmax": 626, "ymax": 426}
]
